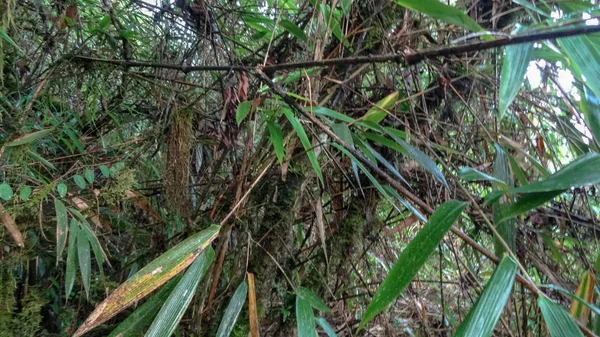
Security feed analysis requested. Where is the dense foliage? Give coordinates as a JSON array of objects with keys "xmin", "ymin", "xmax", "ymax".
[{"xmin": 2, "ymin": 0, "xmax": 600, "ymax": 336}]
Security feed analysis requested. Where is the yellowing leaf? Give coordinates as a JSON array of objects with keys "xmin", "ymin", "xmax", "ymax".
[
  {"xmin": 73, "ymin": 225, "xmax": 220, "ymax": 337},
  {"xmin": 570, "ymin": 271, "xmax": 596, "ymax": 325},
  {"xmin": 363, "ymin": 92, "xmax": 399, "ymax": 124}
]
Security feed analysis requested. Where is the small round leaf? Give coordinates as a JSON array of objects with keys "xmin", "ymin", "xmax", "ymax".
[
  {"xmin": 0, "ymin": 184, "xmax": 13, "ymax": 201},
  {"xmin": 74, "ymin": 175, "xmax": 86, "ymax": 189},
  {"xmin": 19, "ymin": 186, "xmax": 32, "ymax": 201},
  {"xmin": 84, "ymin": 169, "xmax": 95, "ymax": 184},
  {"xmin": 57, "ymin": 183, "xmax": 68, "ymax": 197}
]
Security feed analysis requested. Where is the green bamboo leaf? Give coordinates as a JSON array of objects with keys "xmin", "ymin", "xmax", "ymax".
[
  {"xmin": 65, "ymin": 219, "xmax": 79, "ymax": 297},
  {"xmin": 559, "ymin": 34, "xmax": 600, "ymax": 98},
  {"xmin": 279, "ymin": 19, "xmax": 307, "ymax": 41},
  {"xmin": 78, "ymin": 227, "xmax": 92, "ymax": 299},
  {"xmin": 0, "ymin": 27, "xmax": 24, "ymax": 55},
  {"xmin": 316, "ymin": 317, "xmax": 337, "ymax": 337},
  {"xmin": 363, "ymin": 92, "xmax": 399, "ymax": 124},
  {"xmin": 57, "ymin": 183, "xmax": 68, "ymax": 198},
  {"xmin": 282, "ymin": 107, "xmax": 323, "ymax": 184},
  {"xmin": 297, "ymin": 296, "xmax": 317, "ymax": 337},
  {"xmin": 267, "ymin": 121, "xmax": 285, "ymax": 164},
  {"xmin": 358, "ymin": 200, "xmax": 467, "ymax": 330},
  {"xmin": 215, "ymin": 280, "xmax": 249, "ymax": 337},
  {"xmin": 538, "ymin": 296, "xmax": 585, "ymax": 337},
  {"xmin": 297, "ymin": 287, "xmax": 329, "ymax": 313},
  {"xmin": 5, "ymin": 128, "xmax": 54, "ymax": 147},
  {"xmin": 0, "ymin": 183, "xmax": 13, "ymax": 201},
  {"xmin": 313, "ymin": 107, "xmax": 355, "ymax": 123},
  {"xmin": 499, "ymin": 33, "xmax": 534, "ymax": 117},
  {"xmin": 453, "ymin": 256, "xmax": 517, "ymax": 337},
  {"xmin": 73, "ymin": 225, "xmax": 220, "ymax": 337},
  {"xmin": 19, "ymin": 186, "xmax": 32, "ymax": 201},
  {"xmin": 73, "ymin": 175, "xmax": 86, "ymax": 189},
  {"xmin": 145, "ymin": 248, "xmax": 215, "ymax": 337},
  {"xmin": 331, "ymin": 123, "xmax": 363, "ymax": 193},
  {"xmin": 386, "ymin": 131, "xmax": 448, "ymax": 187},
  {"xmin": 581, "ymin": 85, "xmax": 600, "ymax": 145},
  {"xmin": 459, "ymin": 167, "xmax": 507, "ymax": 189},
  {"xmin": 236, "ymin": 101, "xmax": 252, "ymax": 125},
  {"xmin": 84, "ymin": 169, "xmax": 95, "ymax": 184},
  {"xmin": 108, "ymin": 276, "xmax": 181, "ymax": 337},
  {"xmin": 55, "ymin": 199, "xmax": 69, "ymax": 261},
  {"xmin": 355, "ymin": 138, "xmax": 409, "ymax": 187},
  {"xmin": 512, "ymin": 152, "xmax": 600, "ymax": 193},
  {"xmin": 499, "ymin": 190, "xmax": 562, "ymax": 222},
  {"xmin": 394, "ymin": 0, "xmax": 485, "ymax": 34},
  {"xmin": 340, "ymin": 0, "xmax": 353, "ymax": 15},
  {"xmin": 492, "ymin": 145, "xmax": 515, "ymax": 256},
  {"xmin": 27, "ymin": 149, "xmax": 56, "ymax": 170},
  {"xmin": 68, "ymin": 207, "xmax": 110, "ymax": 273}
]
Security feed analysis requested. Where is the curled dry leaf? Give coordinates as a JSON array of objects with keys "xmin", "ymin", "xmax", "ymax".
[{"xmin": 0, "ymin": 203, "xmax": 24, "ymax": 247}]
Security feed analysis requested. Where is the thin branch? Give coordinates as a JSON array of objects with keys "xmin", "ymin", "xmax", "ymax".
[{"xmin": 75, "ymin": 24, "xmax": 600, "ymax": 73}]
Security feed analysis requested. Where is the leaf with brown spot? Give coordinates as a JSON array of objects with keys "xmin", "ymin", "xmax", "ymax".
[
  {"xmin": 59, "ymin": 4, "xmax": 79, "ymax": 29},
  {"xmin": 72, "ymin": 225, "xmax": 220, "ymax": 337}
]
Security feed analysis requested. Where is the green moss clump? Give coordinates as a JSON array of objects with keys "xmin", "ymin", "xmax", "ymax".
[
  {"xmin": 99, "ymin": 167, "xmax": 137, "ymax": 205},
  {"xmin": 12, "ymin": 288, "xmax": 45, "ymax": 337}
]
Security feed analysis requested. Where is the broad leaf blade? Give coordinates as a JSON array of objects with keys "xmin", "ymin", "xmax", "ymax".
[
  {"xmin": 394, "ymin": 0, "xmax": 485, "ymax": 33},
  {"xmin": 316, "ymin": 317, "xmax": 337, "ymax": 337},
  {"xmin": 279, "ymin": 19, "xmax": 307, "ymax": 41},
  {"xmin": 267, "ymin": 121, "xmax": 285, "ymax": 164},
  {"xmin": 358, "ymin": 200, "xmax": 467, "ymax": 329},
  {"xmin": 216, "ymin": 280, "xmax": 249, "ymax": 337},
  {"xmin": 236, "ymin": 101, "xmax": 252, "ymax": 125},
  {"xmin": 570, "ymin": 271, "xmax": 595, "ymax": 325},
  {"xmin": 297, "ymin": 287, "xmax": 329, "ymax": 313},
  {"xmin": 65, "ymin": 219, "xmax": 79, "ymax": 297},
  {"xmin": 499, "ymin": 41, "xmax": 534, "ymax": 117},
  {"xmin": 55, "ymin": 199, "xmax": 69, "ymax": 261},
  {"xmin": 538, "ymin": 296, "xmax": 585, "ymax": 337},
  {"xmin": 559, "ymin": 34, "xmax": 600, "ymax": 99},
  {"xmin": 297, "ymin": 296, "xmax": 317, "ymax": 337},
  {"xmin": 145, "ymin": 247, "xmax": 215, "ymax": 337},
  {"xmin": 108, "ymin": 276, "xmax": 181, "ymax": 337},
  {"xmin": 73, "ymin": 225, "xmax": 220, "ymax": 337},
  {"xmin": 453, "ymin": 256, "xmax": 517, "ymax": 337},
  {"xmin": 77, "ymin": 226, "xmax": 91, "ymax": 299},
  {"xmin": 282, "ymin": 107, "xmax": 323, "ymax": 184},
  {"xmin": 581, "ymin": 85, "xmax": 600, "ymax": 145}
]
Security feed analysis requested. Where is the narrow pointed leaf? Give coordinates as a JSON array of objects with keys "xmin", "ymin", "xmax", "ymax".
[
  {"xmin": 267, "ymin": 121, "xmax": 285, "ymax": 164},
  {"xmin": 570, "ymin": 271, "xmax": 595, "ymax": 325},
  {"xmin": 363, "ymin": 92, "xmax": 398, "ymax": 124},
  {"xmin": 316, "ymin": 317, "xmax": 338, "ymax": 337},
  {"xmin": 358, "ymin": 200, "xmax": 467, "ymax": 329},
  {"xmin": 145, "ymin": 247, "xmax": 215, "ymax": 337},
  {"xmin": 77, "ymin": 227, "xmax": 92, "ymax": 299},
  {"xmin": 108, "ymin": 276, "xmax": 181, "ymax": 337},
  {"xmin": 492, "ymin": 145, "xmax": 515, "ymax": 256},
  {"xmin": 581, "ymin": 85, "xmax": 600, "ymax": 145},
  {"xmin": 5, "ymin": 128, "xmax": 54, "ymax": 147},
  {"xmin": 73, "ymin": 225, "xmax": 220, "ymax": 337},
  {"xmin": 499, "ymin": 40, "xmax": 534, "ymax": 116},
  {"xmin": 216, "ymin": 280, "xmax": 249, "ymax": 337},
  {"xmin": 69, "ymin": 207, "xmax": 110, "ymax": 272},
  {"xmin": 459, "ymin": 167, "xmax": 507, "ymax": 189},
  {"xmin": 279, "ymin": 19, "xmax": 307, "ymax": 41},
  {"xmin": 297, "ymin": 287, "xmax": 329, "ymax": 313},
  {"xmin": 394, "ymin": 0, "xmax": 485, "ymax": 33},
  {"xmin": 297, "ymin": 296, "xmax": 317, "ymax": 337},
  {"xmin": 282, "ymin": 107, "xmax": 323, "ymax": 184},
  {"xmin": 386, "ymin": 131, "xmax": 448, "ymax": 187},
  {"xmin": 55, "ymin": 199, "xmax": 69, "ymax": 261},
  {"xmin": 65, "ymin": 219, "xmax": 79, "ymax": 297},
  {"xmin": 356, "ymin": 138, "xmax": 410, "ymax": 187},
  {"xmin": 453, "ymin": 256, "xmax": 517, "ymax": 337},
  {"xmin": 236, "ymin": 101, "xmax": 252, "ymax": 125},
  {"xmin": 538, "ymin": 296, "xmax": 585, "ymax": 337}
]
